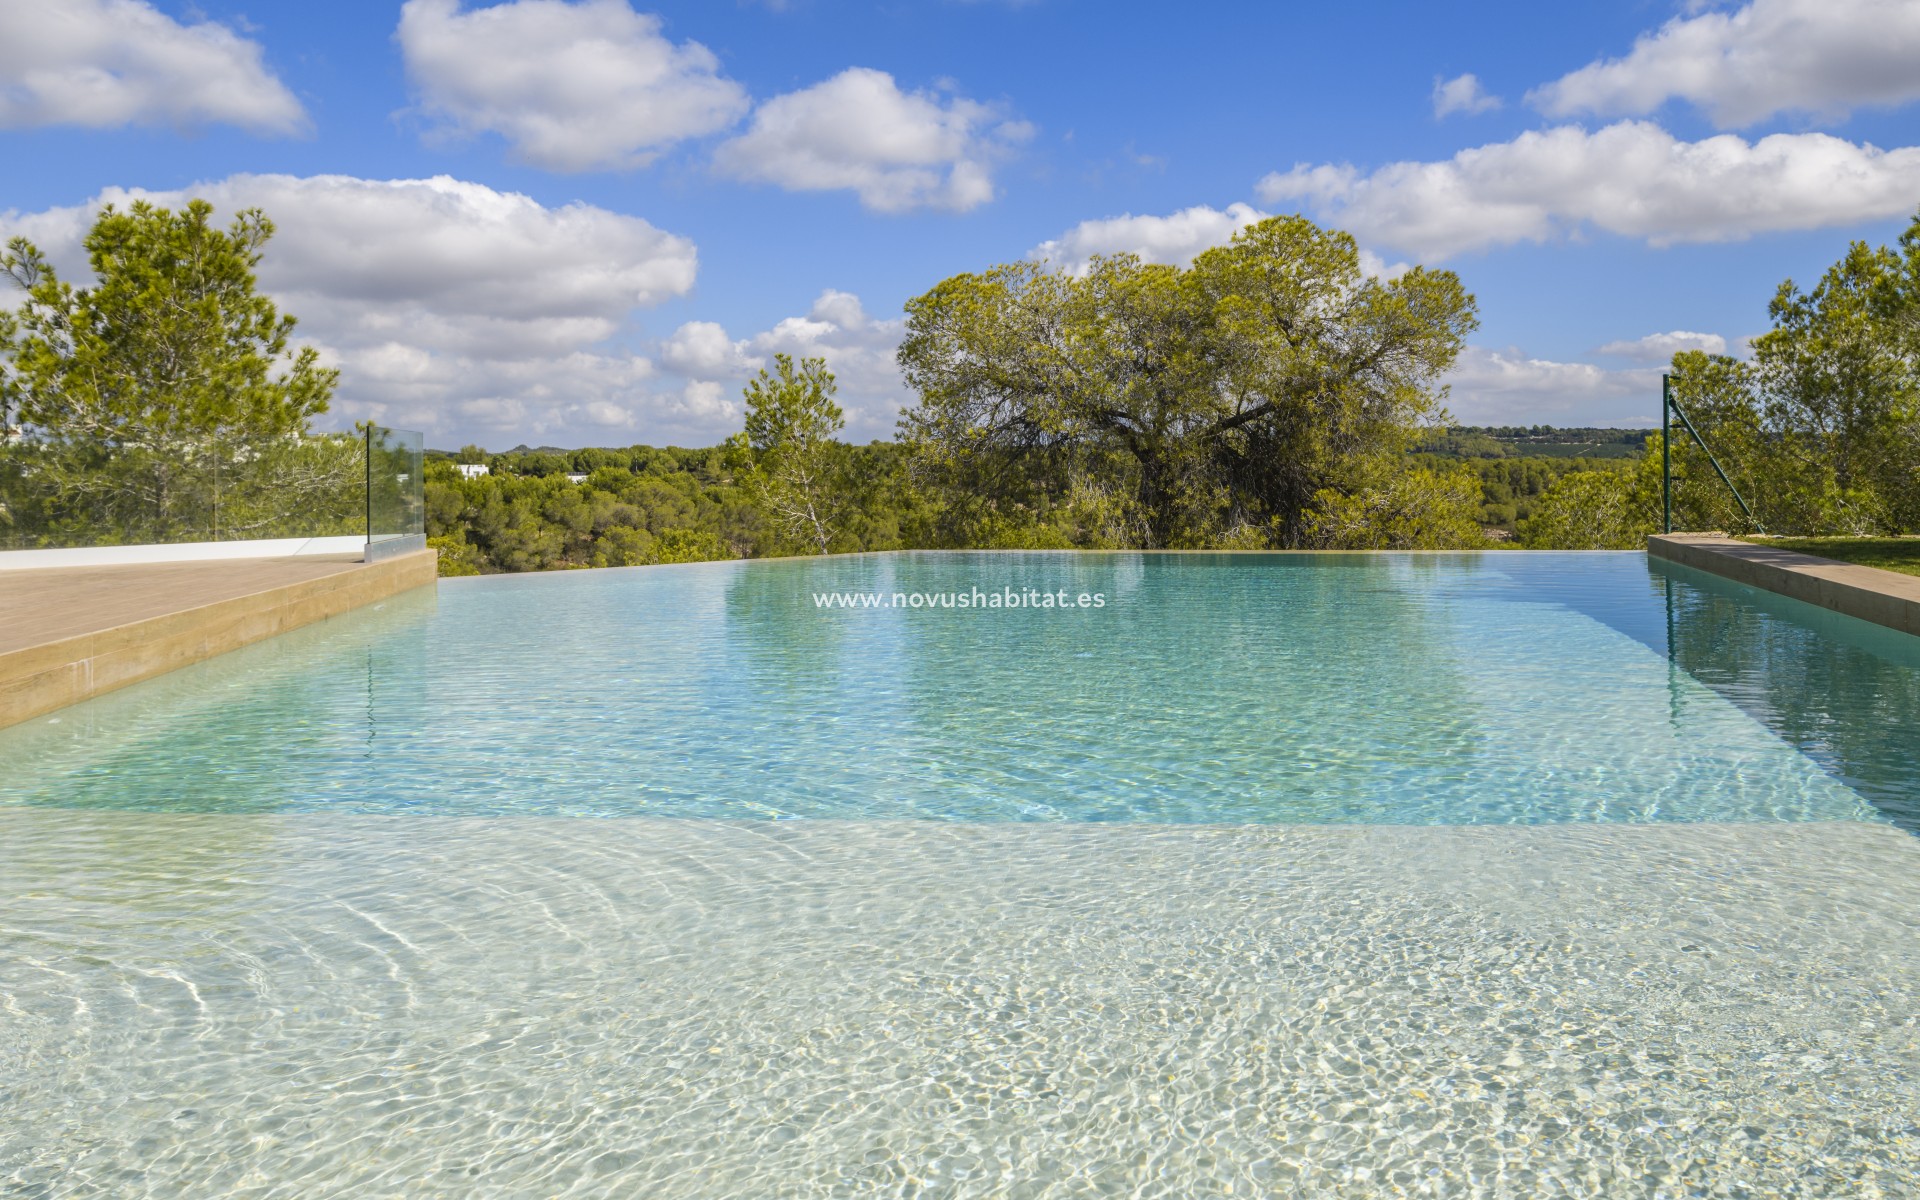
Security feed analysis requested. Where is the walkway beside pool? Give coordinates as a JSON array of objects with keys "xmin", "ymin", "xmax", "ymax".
[
  {"xmin": 1650, "ymin": 533, "xmax": 1920, "ymax": 637},
  {"xmin": 0, "ymin": 550, "xmax": 437, "ymax": 730}
]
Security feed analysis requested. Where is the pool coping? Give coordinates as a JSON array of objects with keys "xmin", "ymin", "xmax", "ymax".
[
  {"xmin": 1648, "ymin": 534, "xmax": 1920, "ymax": 638},
  {"xmin": 0, "ymin": 550, "xmax": 438, "ymax": 730}
]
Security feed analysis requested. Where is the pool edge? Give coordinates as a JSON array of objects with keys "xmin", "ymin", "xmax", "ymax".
[
  {"xmin": 0, "ymin": 550, "xmax": 438, "ymax": 730},
  {"xmin": 1649, "ymin": 534, "xmax": 1920, "ymax": 638}
]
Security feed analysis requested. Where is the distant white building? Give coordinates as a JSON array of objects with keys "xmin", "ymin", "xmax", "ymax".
[
  {"xmin": 457, "ymin": 463, "xmax": 490, "ymax": 478},
  {"xmin": 566, "ymin": 473, "xmax": 590, "ymax": 484}
]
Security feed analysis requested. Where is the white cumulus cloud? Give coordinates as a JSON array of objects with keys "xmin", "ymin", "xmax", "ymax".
[
  {"xmin": 669, "ymin": 380, "xmax": 737, "ymax": 424},
  {"xmin": 745, "ymin": 290, "xmax": 909, "ymax": 436},
  {"xmin": 647, "ymin": 292, "xmax": 907, "ymax": 440},
  {"xmin": 1257, "ymin": 121, "xmax": 1920, "ymax": 260},
  {"xmin": 0, "ymin": 0, "xmax": 304, "ymax": 133},
  {"xmin": 1444, "ymin": 346, "xmax": 1662, "ymax": 426},
  {"xmin": 397, "ymin": 0, "xmax": 750, "ymax": 171},
  {"xmin": 1033, "ymin": 203, "xmax": 1269, "ymax": 271},
  {"xmin": 1433, "ymin": 73, "xmax": 1501, "ymax": 118},
  {"xmin": 1032, "ymin": 202, "xmax": 1409, "ymax": 278},
  {"xmin": 660, "ymin": 320, "xmax": 763, "ymax": 380},
  {"xmin": 714, "ymin": 68, "xmax": 1031, "ymax": 213},
  {"xmin": 1595, "ymin": 330, "xmax": 1729, "ymax": 362},
  {"xmin": 2, "ymin": 175, "xmax": 707, "ymax": 444},
  {"xmin": 1529, "ymin": 0, "xmax": 1920, "ymax": 128}
]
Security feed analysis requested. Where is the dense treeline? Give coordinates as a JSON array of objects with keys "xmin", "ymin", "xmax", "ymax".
[
  {"xmin": 423, "ymin": 438, "xmax": 1633, "ymax": 572},
  {"xmin": 1417, "ymin": 427, "xmax": 1649, "ymax": 460},
  {"xmin": 1514, "ymin": 211, "xmax": 1920, "ymax": 548},
  {"xmin": 422, "ymin": 442, "xmax": 931, "ymax": 574},
  {"xmin": 417, "ymin": 201, "xmax": 1920, "ymax": 569},
  {"xmin": 1413, "ymin": 454, "xmax": 1628, "ymax": 532},
  {"xmin": 429, "ymin": 214, "xmax": 1503, "ymax": 573},
  {"xmin": 6, "ymin": 203, "xmax": 1913, "ymax": 566}
]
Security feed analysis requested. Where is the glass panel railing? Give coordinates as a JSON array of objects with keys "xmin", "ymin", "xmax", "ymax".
[
  {"xmin": 0, "ymin": 432, "xmax": 366, "ymax": 553},
  {"xmin": 364, "ymin": 426, "xmax": 425, "ymax": 562},
  {"xmin": 0, "ymin": 424, "xmax": 429, "ymax": 563}
]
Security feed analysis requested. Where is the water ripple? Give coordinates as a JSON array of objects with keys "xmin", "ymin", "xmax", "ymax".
[{"xmin": 2, "ymin": 813, "xmax": 1916, "ymax": 1197}]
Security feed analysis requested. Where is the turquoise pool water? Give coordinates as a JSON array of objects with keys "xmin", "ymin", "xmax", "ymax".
[
  {"xmin": 3, "ymin": 551, "xmax": 1916, "ymax": 826},
  {"xmin": 6, "ymin": 552, "xmax": 1920, "ymax": 1197}
]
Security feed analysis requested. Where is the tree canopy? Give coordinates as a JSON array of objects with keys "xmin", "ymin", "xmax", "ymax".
[
  {"xmin": 895, "ymin": 215, "xmax": 1480, "ymax": 548},
  {"xmin": 0, "ymin": 199, "xmax": 351, "ymax": 545},
  {"xmin": 1659, "ymin": 210, "xmax": 1920, "ymax": 536},
  {"xmin": 1509, "ymin": 208, "xmax": 1920, "ymax": 545}
]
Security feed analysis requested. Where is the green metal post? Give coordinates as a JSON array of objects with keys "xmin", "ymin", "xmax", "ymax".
[{"xmin": 1661, "ymin": 374, "xmax": 1672, "ymax": 534}]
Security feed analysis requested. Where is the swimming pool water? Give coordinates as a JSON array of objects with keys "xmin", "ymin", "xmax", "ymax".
[
  {"xmin": 5, "ymin": 552, "xmax": 1919, "ymax": 1197},
  {"xmin": 4, "ymin": 551, "xmax": 1918, "ymax": 825}
]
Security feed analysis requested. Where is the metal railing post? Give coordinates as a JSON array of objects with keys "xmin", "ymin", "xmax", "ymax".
[{"xmin": 1662, "ymin": 374, "xmax": 1672, "ymax": 534}]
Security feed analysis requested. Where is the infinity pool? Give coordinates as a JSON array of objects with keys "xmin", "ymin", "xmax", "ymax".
[{"xmin": 4, "ymin": 552, "xmax": 1918, "ymax": 1196}]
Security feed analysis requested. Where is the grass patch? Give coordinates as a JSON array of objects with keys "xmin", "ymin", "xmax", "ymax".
[{"xmin": 1742, "ymin": 536, "xmax": 1920, "ymax": 577}]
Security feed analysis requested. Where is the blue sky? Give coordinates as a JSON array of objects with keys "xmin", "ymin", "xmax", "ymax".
[{"xmin": 3, "ymin": 0, "xmax": 1918, "ymax": 448}]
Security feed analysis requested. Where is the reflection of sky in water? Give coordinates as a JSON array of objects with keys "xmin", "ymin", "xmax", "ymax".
[{"xmin": 2, "ymin": 552, "xmax": 1912, "ymax": 826}]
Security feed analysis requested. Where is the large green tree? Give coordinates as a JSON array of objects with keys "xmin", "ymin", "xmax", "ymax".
[
  {"xmin": 896, "ymin": 215, "xmax": 1479, "ymax": 548},
  {"xmin": 727, "ymin": 354, "xmax": 847, "ymax": 554},
  {"xmin": 1516, "ymin": 454, "xmax": 1661, "ymax": 549},
  {"xmin": 1663, "ymin": 210, "xmax": 1920, "ymax": 535},
  {"xmin": 1304, "ymin": 463, "xmax": 1488, "ymax": 550},
  {"xmin": 0, "ymin": 199, "xmax": 349, "ymax": 545}
]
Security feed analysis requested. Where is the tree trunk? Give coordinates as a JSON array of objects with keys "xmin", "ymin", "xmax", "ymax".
[{"xmin": 1133, "ymin": 447, "xmax": 1171, "ymax": 549}]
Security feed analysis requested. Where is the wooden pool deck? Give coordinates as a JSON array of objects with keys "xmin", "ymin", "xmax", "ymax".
[
  {"xmin": 0, "ymin": 550, "xmax": 436, "ymax": 730},
  {"xmin": 1649, "ymin": 534, "xmax": 1920, "ymax": 637}
]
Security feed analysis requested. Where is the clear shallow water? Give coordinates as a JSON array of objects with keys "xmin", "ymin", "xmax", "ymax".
[
  {"xmin": 4, "ymin": 815, "xmax": 1918, "ymax": 1198},
  {"xmin": 3, "ymin": 551, "xmax": 1917, "ymax": 825},
  {"xmin": 5, "ymin": 552, "xmax": 1920, "ymax": 1197}
]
